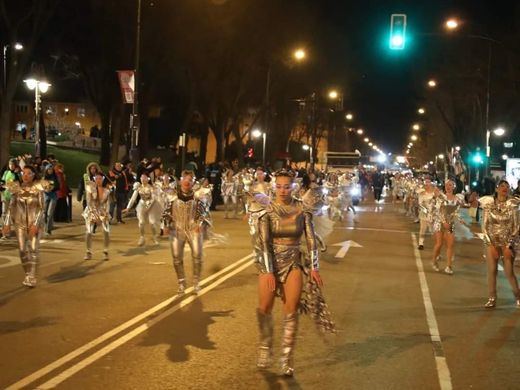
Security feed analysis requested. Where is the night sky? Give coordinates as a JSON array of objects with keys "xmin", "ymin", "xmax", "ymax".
[{"xmin": 312, "ymin": 0, "xmax": 515, "ymax": 154}]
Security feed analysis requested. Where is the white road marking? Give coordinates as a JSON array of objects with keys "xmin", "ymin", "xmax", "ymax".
[
  {"xmin": 37, "ymin": 259, "xmax": 255, "ymax": 389},
  {"xmin": 0, "ymin": 255, "xmax": 21, "ymax": 269},
  {"xmin": 332, "ymin": 240, "xmax": 363, "ymax": 258},
  {"xmin": 411, "ymin": 233, "xmax": 453, "ymax": 390},
  {"xmin": 6, "ymin": 252, "xmax": 254, "ymax": 390},
  {"xmin": 335, "ymin": 226, "xmax": 410, "ymax": 234}
]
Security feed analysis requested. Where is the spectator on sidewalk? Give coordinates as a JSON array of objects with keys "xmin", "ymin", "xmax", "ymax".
[
  {"xmin": 1, "ymin": 159, "xmax": 21, "ymax": 224},
  {"xmin": 54, "ymin": 163, "xmax": 71, "ymax": 222},
  {"xmin": 43, "ymin": 164, "xmax": 60, "ymax": 235}
]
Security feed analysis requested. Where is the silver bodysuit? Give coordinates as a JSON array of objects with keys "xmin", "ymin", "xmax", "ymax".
[
  {"xmin": 127, "ymin": 182, "xmax": 163, "ymax": 242},
  {"xmin": 257, "ymin": 198, "xmax": 319, "ymax": 283},
  {"xmin": 82, "ymin": 182, "xmax": 111, "ymax": 253},
  {"xmin": 163, "ymin": 191, "xmax": 209, "ymax": 283},
  {"xmin": 4, "ymin": 181, "xmax": 47, "ymax": 278},
  {"xmin": 432, "ymin": 193, "xmax": 464, "ymax": 233},
  {"xmin": 480, "ymin": 196, "xmax": 520, "ymax": 247}
]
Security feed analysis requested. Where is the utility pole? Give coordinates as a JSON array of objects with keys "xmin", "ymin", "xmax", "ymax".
[{"xmin": 130, "ymin": 0, "xmax": 142, "ymax": 163}]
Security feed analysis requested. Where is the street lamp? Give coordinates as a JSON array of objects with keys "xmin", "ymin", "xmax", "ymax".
[
  {"xmin": 24, "ymin": 78, "xmax": 51, "ymax": 157},
  {"xmin": 410, "ymin": 134, "xmax": 418, "ymax": 141},
  {"xmin": 328, "ymin": 90, "xmax": 338, "ymax": 100},
  {"xmin": 293, "ymin": 48, "xmax": 306, "ymax": 61},
  {"xmin": 427, "ymin": 79, "xmax": 437, "ymax": 88},
  {"xmin": 356, "ymin": 128, "xmax": 364, "ymax": 135},
  {"xmin": 3, "ymin": 42, "xmax": 23, "ymax": 89},
  {"xmin": 445, "ymin": 18, "xmax": 460, "ymax": 30},
  {"xmin": 346, "ymin": 113, "xmax": 353, "ymax": 121},
  {"xmin": 417, "ymin": 107, "xmax": 425, "ymax": 114},
  {"xmin": 412, "ymin": 123, "xmax": 420, "ymax": 130},
  {"xmin": 485, "ymin": 127, "xmax": 505, "ymax": 175},
  {"xmin": 502, "ymin": 154, "xmax": 508, "ymax": 161},
  {"xmin": 252, "ymin": 129, "xmax": 267, "ymax": 166},
  {"xmin": 364, "ymin": 137, "xmax": 369, "ymax": 143}
]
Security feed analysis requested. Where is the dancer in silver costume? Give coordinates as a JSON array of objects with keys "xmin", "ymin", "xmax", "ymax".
[
  {"xmin": 417, "ymin": 177, "xmax": 436, "ymax": 250},
  {"xmin": 431, "ymin": 180, "xmax": 465, "ymax": 274},
  {"xmin": 2, "ymin": 166, "xmax": 47, "ymax": 287},
  {"xmin": 480, "ymin": 180, "xmax": 520, "ymax": 309},
  {"xmin": 255, "ymin": 170, "xmax": 323, "ymax": 376},
  {"xmin": 124, "ymin": 173, "xmax": 163, "ymax": 246},
  {"xmin": 195, "ymin": 178, "xmax": 213, "ymax": 241},
  {"xmin": 83, "ymin": 173, "xmax": 111, "ymax": 261},
  {"xmin": 163, "ymin": 170, "xmax": 209, "ymax": 294},
  {"xmin": 221, "ymin": 169, "xmax": 237, "ymax": 219}
]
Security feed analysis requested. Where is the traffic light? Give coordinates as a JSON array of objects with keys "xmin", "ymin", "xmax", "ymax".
[
  {"xmin": 389, "ymin": 14, "xmax": 407, "ymax": 50},
  {"xmin": 472, "ymin": 152, "xmax": 484, "ymax": 165}
]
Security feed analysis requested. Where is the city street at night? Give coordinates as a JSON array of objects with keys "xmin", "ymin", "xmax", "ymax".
[{"xmin": 2, "ymin": 196, "xmax": 520, "ymax": 389}]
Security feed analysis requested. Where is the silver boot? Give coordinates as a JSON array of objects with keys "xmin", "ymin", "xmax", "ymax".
[
  {"xmin": 256, "ymin": 309, "xmax": 273, "ymax": 369},
  {"xmin": 280, "ymin": 312, "xmax": 298, "ymax": 376}
]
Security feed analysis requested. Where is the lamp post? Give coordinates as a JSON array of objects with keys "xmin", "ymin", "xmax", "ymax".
[
  {"xmin": 302, "ymin": 144, "xmax": 312, "ymax": 168},
  {"xmin": 485, "ymin": 127, "xmax": 505, "ymax": 175},
  {"xmin": 24, "ymin": 78, "xmax": 50, "ymax": 157},
  {"xmin": 252, "ymin": 129, "xmax": 266, "ymax": 166},
  {"xmin": 3, "ymin": 42, "xmax": 23, "ymax": 90},
  {"xmin": 130, "ymin": 0, "xmax": 142, "ymax": 163}
]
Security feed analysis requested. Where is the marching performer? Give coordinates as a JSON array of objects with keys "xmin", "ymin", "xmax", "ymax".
[
  {"xmin": 163, "ymin": 170, "xmax": 209, "ymax": 294},
  {"xmin": 221, "ymin": 169, "xmax": 237, "ymax": 218},
  {"xmin": 480, "ymin": 180, "xmax": 520, "ymax": 308},
  {"xmin": 417, "ymin": 177, "xmax": 436, "ymax": 250},
  {"xmin": 2, "ymin": 166, "xmax": 47, "ymax": 287},
  {"xmin": 431, "ymin": 180, "xmax": 465, "ymax": 274},
  {"xmin": 255, "ymin": 170, "xmax": 328, "ymax": 376},
  {"xmin": 83, "ymin": 173, "xmax": 111, "ymax": 260},
  {"xmin": 124, "ymin": 172, "xmax": 162, "ymax": 246}
]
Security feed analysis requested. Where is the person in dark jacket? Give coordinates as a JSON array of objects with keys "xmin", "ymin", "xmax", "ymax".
[
  {"xmin": 109, "ymin": 162, "xmax": 130, "ymax": 224},
  {"xmin": 43, "ymin": 164, "xmax": 59, "ymax": 235}
]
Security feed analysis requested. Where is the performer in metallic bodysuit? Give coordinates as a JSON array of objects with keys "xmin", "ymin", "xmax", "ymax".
[
  {"xmin": 431, "ymin": 180, "xmax": 465, "ymax": 274},
  {"xmin": 480, "ymin": 180, "xmax": 520, "ymax": 308},
  {"xmin": 2, "ymin": 166, "xmax": 46, "ymax": 287},
  {"xmin": 124, "ymin": 173, "xmax": 162, "ymax": 246},
  {"xmin": 255, "ymin": 170, "xmax": 323, "ymax": 376},
  {"xmin": 83, "ymin": 173, "xmax": 111, "ymax": 260},
  {"xmin": 221, "ymin": 169, "xmax": 237, "ymax": 219},
  {"xmin": 163, "ymin": 170, "xmax": 209, "ymax": 294},
  {"xmin": 417, "ymin": 177, "xmax": 435, "ymax": 250}
]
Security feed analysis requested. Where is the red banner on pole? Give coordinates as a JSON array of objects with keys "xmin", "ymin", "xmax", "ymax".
[{"xmin": 117, "ymin": 70, "xmax": 135, "ymax": 104}]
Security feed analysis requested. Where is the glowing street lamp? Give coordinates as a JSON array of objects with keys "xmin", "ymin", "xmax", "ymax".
[
  {"xmin": 427, "ymin": 79, "xmax": 437, "ymax": 88},
  {"xmin": 364, "ymin": 137, "xmax": 369, "ymax": 143},
  {"xmin": 417, "ymin": 107, "xmax": 425, "ymax": 114},
  {"xmin": 502, "ymin": 154, "xmax": 508, "ymax": 161},
  {"xmin": 445, "ymin": 18, "xmax": 460, "ymax": 30},
  {"xmin": 24, "ymin": 77, "xmax": 51, "ymax": 156},
  {"xmin": 410, "ymin": 134, "xmax": 418, "ymax": 141},
  {"xmin": 328, "ymin": 90, "xmax": 339, "ymax": 100},
  {"xmin": 252, "ymin": 129, "xmax": 267, "ymax": 165},
  {"xmin": 412, "ymin": 123, "xmax": 420, "ymax": 130},
  {"xmin": 293, "ymin": 48, "xmax": 306, "ymax": 61},
  {"xmin": 368, "ymin": 142, "xmax": 373, "ymax": 146},
  {"xmin": 493, "ymin": 127, "xmax": 505, "ymax": 136},
  {"xmin": 346, "ymin": 113, "xmax": 353, "ymax": 121},
  {"xmin": 357, "ymin": 128, "xmax": 364, "ymax": 135}
]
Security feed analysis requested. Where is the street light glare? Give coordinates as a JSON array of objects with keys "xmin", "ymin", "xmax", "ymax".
[
  {"xmin": 438, "ymin": 154, "xmax": 445, "ymax": 159},
  {"xmin": 14, "ymin": 43, "xmax": 24, "ymax": 50},
  {"xmin": 445, "ymin": 18, "xmax": 459, "ymax": 30},
  {"xmin": 455, "ymin": 146, "xmax": 461, "ymax": 151},
  {"xmin": 346, "ymin": 113, "xmax": 353, "ymax": 121},
  {"xmin": 293, "ymin": 48, "xmax": 306, "ymax": 61},
  {"xmin": 357, "ymin": 128, "xmax": 364, "ymax": 135},
  {"xmin": 252, "ymin": 129, "xmax": 262, "ymax": 138},
  {"xmin": 24, "ymin": 78, "xmax": 37, "ymax": 90},
  {"xmin": 39, "ymin": 82, "xmax": 51, "ymax": 93},
  {"xmin": 302, "ymin": 144, "xmax": 310, "ymax": 151},
  {"xmin": 502, "ymin": 154, "xmax": 508, "ymax": 160},
  {"xmin": 328, "ymin": 90, "xmax": 339, "ymax": 100},
  {"xmin": 418, "ymin": 107, "xmax": 425, "ymax": 114},
  {"xmin": 412, "ymin": 123, "xmax": 420, "ymax": 130},
  {"xmin": 368, "ymin": 142, "xmax": 373, "ymax": 146},
  {"xmin": 493, "ymin": 127, "xmax": 505, "ymax": 136},
  {"xmin": 364, "ymin": 137, "xmax": 369, "ymax": 143},
  {"xmin": 427, "ymin": 79, "xmax": 437, "ymax": 88},
  {"xmin": 410, "ymin": 135, "xmax": 418, "ymax": 141}
]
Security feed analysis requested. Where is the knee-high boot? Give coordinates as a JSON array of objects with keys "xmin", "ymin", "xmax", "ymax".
[
  {"xmin": 280, "ymin": 312, "xmax": 298, "ymax": 376},
  {"xmin": 256, "ymin": 309, "xmax": 273, "ymax": 368}
]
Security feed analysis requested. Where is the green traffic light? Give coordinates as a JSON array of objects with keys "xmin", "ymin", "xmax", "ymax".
[{"xmin": 389, "ymin": 14, "xmax": 407, "ymax": 50}]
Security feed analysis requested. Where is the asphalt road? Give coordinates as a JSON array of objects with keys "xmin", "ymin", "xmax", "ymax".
[{"xmin": 1, "ymin": 192, "xmax": 520, "ymax": 389}]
